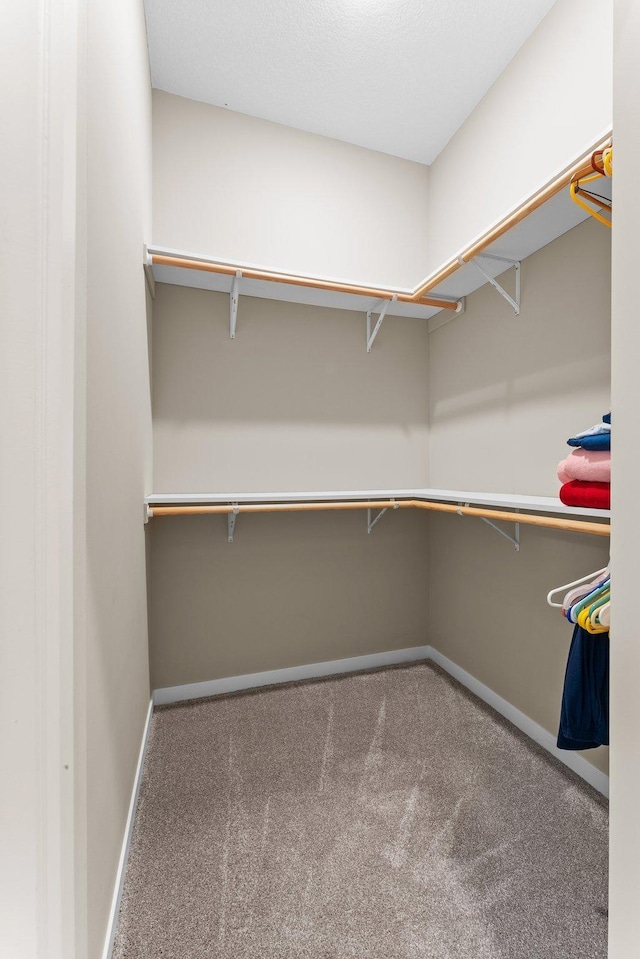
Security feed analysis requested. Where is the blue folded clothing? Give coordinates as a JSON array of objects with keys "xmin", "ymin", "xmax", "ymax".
[
  {"xmin": 603, "ymin": 412, "xmax": 611, "ymax": 424},
  {"xmin": 572, "ymin": 423, "xmax": 610, "ymax": 440},
  {"xmin": 568, "ymin": 433, "xmax": 611, "ymax": 451}
]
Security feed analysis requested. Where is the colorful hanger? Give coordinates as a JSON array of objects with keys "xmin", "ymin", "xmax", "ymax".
[
  {"xmin": 547, "ymin": 566, "xmax": 608, "ymax": 609},
  {"xmin": 570, "ymin": 173, "xmax": 612, "ymax": 228}
]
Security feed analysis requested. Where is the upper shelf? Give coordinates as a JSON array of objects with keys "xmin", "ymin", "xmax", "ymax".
[
  {"xmin": 145, "ymin": 488, "xmax": 610, "ymax": 520},
  {"xmin": 148, "ymin": 247, "xmax": 443, "ymax": 320},
  {"xmin": 425, "ymin": 187, "xmax": 604, "ymax": 329},
  {"xmin": 147, "ymin": 135, "xmax": 612, "ymax": 325}
]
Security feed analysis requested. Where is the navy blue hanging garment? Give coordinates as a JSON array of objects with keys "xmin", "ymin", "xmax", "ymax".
[{"xmin": 557, "ymin": 624, "xmax": 609, "ymax": 750}]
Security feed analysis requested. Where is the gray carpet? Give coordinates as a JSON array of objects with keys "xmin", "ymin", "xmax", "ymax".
[{"xmin": 113, "ymin": 662, "xmax": 608, "ymax": 959}]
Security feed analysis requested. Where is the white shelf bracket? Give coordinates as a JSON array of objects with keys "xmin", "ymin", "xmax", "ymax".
[
  {"xmin": 481, "ymin": 517, "xmax": 520, "ymax": 551},
  {"xmin": 469, "ymin": 253, "xmax": 521, "ymax": 315},
  {"xmin": 456, "ymin": 502, "xmax": 520, "ymax": 551},
  {"xmin": 227, "ymin": 505, "xmax": 239, "ymax": 543},
  {"xmin": 230, "ymin": 270, "xmax": 242, "ymax": 339},
  {"xmin": 367, "ymin": 500, "xmax": 399, "ymax": 534},
  {"xmin": 144, "ymin": 503, "xmax": 153, "ymax": 524},
  {"xmin": 366, "ymin": 295, "xmax": 397, "ymax": 352}
]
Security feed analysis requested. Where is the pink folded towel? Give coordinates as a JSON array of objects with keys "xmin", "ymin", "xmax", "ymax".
[{"xmin": 557, "ymin": 448, "xmax": 611, "ymax": 485}]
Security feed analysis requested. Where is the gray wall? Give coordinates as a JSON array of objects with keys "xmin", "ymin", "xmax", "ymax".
[
  {"xmin": 427, "ymin": 218, "xmax": 611, "ymax": 774},
  {"xmin": 150, "ymin": 510, "xmax": 429, "ymax": 689},
  {"xmin": 427, "ymin": 518, "xmax": 609, "ymax": 774},
  {"xmin": 152, "ymin": 286, "xmax": 430, "ymax": 491},
  {"xmin": 149, "ymin": 288, "xmax": 431, "ymax": 687},
  {"xmin": 428, "ymin": 218, "xmax": 611, "ymax": 495}
]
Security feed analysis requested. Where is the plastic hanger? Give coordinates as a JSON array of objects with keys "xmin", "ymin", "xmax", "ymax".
[
  {"xmin": 570, "ymin": 173, "xmax": 612, "ymax": 228},
  {"xmin": 597, "ymin": 602, "xmax": 610, "ymax": 628},
  {"xmin": 588, "ymin": 592, "xmax": 610, "ymax": 630},
  {"xmin": 562, "ymin": 573, "xmax": 610, "ymax": 615},
  {"xmin": 568, "ymin": 577, "xmax": 611, "ymax": 624},
  {"xmin": 576, "ymin": 587, "xmax": 610, "ymax": 631},
  {"xmin": 547, "ymin": 566, "xmax": 609, "ymax": 608}
]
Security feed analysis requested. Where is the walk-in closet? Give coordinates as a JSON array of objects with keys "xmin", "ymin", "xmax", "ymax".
[{"xmin": 5, "ymin": 2, "xmax": 640, "ymax": 959}]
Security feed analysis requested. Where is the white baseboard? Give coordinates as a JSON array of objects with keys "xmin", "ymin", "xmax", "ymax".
[
  {"xmin": 428, "ymin": 646, "xmax": 609, "ymax": 798},
  {"xmin": 152, "ymin": 645, "xmax": 432, "ymax": 706},
  {"xmin": 102, "ymin": 699, "xmax": 154, "ymax": 959}
]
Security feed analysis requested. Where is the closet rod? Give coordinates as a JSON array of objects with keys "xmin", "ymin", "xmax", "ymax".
[
  {"xmin": 149, "ymin": 498, "xmax": 610, "ymax": 537},
  {"xmin": 150, "ymin": 254, "xmax": 460, "ymax": 312},
  {"xmin": 411, "ymin": 134, "xmax": 613, "ymax": 301}
]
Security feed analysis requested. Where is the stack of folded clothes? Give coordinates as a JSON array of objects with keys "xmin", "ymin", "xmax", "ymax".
[{"xmin": 557, "ymin": 412, "xmax": 611, "ymax": 510}]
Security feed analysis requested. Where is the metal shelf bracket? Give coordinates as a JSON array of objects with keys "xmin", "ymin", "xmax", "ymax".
[
  {"xmin": 230, "ymin": 270, "xmax": 242, "ymax": 339},
  {"xmin": 227, "ymin": 505, "xmax": 239, "ymax": 543},
  {"xmin": 481, "ymin": 517, "xmax": 520, "ymax": 551},
  {"xmin": 367, "ymin": 294, "xmax": 397, "ymax": 352},
  {"xmin": 468, "ymin": 253, "xmax": 521, "ymax": 315},
  {"xmin": 457, "ymin": 502, "xmax": 520, "ymax": 551},
  {"xmin": 367, "ymin": 500, "xmax": 399, "ymax": 534}
]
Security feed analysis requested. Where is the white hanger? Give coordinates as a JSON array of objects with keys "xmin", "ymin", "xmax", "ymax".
[{"xmin": 546, "ymin": 566, "xmax": 609, "ymax": 609}]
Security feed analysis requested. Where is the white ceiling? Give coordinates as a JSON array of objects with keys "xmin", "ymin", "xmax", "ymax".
[{"xmin": 144, "ymin": 0, "xmax": 557, "ymax": 165}]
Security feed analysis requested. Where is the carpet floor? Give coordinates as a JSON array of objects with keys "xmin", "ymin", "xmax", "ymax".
[{"xmin": 113, "ymin": 662, "xmax": 608, "ymax": 959}]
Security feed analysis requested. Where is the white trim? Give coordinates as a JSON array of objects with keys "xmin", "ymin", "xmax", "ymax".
[
  {"xmin": 428, "ymin": 646, "xmax": 609, "ymax": 798},
  {"xmin": 153, "ymin": 647, "xmax": 608, "ymax": 798},
  {"xmin": 101, "ymin": 700, "xmax": 154, "ymax": 959},
  {"xmin": 152, "ymin": 646, "xmax": 432, "ymax": 706}
]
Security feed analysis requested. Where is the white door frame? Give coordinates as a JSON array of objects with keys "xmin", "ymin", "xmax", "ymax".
[{"xmin": 0, "ymin": 1, "xmax": 86, "ymax": 957}]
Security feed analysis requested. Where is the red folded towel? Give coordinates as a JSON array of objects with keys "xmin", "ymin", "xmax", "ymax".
[{"xmin": 559, "ymin": 480, "xmax": 610, "ymax": 510}]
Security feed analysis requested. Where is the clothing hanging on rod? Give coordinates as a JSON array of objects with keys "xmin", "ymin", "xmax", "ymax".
[
  {"xmin": 557, "ymin": 625, "xmax": 609, "ymax": 751},
  {"xmin": 548, "ymin": 566, "xmax": 610, "ymax": 751}
]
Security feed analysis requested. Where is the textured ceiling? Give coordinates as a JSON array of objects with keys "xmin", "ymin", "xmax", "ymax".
[{"xmin": 144, "ymin": 0, "xmax": 557, "ymax": 165}]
